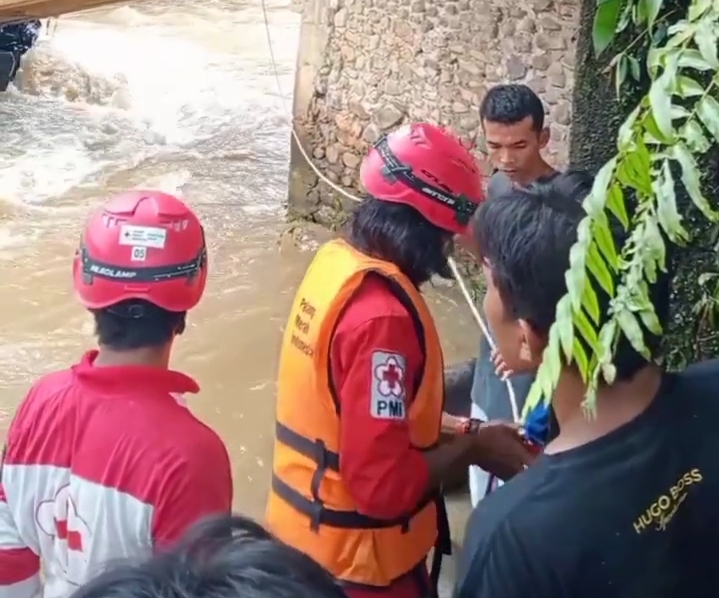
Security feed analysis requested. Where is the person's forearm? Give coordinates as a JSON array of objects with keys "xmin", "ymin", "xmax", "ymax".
[
  {"xmin": 423, "ymin": 434, "xmax": 473, "ymax": 490},
  {"xmin": 441, "ymin": 412, "xmax": 466, "ymax": 435},
  {"xmin": 441, "ymin": 412, "xmax": 482, "ymax": 435}
]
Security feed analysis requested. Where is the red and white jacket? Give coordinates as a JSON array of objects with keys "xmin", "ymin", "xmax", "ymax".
[{"xmin": 0, "ymin": 351, "xmax": 233, "ymax": 598}]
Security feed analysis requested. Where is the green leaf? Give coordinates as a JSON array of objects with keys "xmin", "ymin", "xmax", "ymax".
[
  {"xmin": 677, "ymin": 49, "xmax": 712, "ymax": 70},
  {"xmin": 576, "ymin": 216, "xmax": 593, "ymax": 245},
  {"xmin": 617, "ymin": 0, "xmax": 633, "ymax": 31},
  {"xmin": 666, "ymin": 24, "xmax": 698, "ymax": 48},
  {"xmin": 583, "ymin": 190, "xmax": 605, "ymax": 219},
  {"xmin": 566, "ymin": 243, "xmax": 588, "ymax": 310},
  {"xmin": 628, "ymin": 140, "xmax": 653, "ymax": 186},
  {"xmin": 644, "ymin": 254, "xmax": 658, "ymax": 282},
  {"xmin": 606, "ymin": 183, "xmax": 630, "ymax": 229},
  {"xmin": 647, "ymin": 48, "xmax": 663, "ymax": 76},
  {"xmin": 601, "ymin": 362, "xmax": 617, "ymax": 385},
  {"xmin": 680, "ymin": 120, "xmax": 711, "ymax": 153},
  {"xmin": 617, "ymin": 104, "xmax": 641, "ymax": 150},
  {"xmin": 593, "ymin": 214, "xmax": 619, "ymax": 269},
  {"xmin": 671, "ymin": 105, "xmax": 691, "ymax": 119},
  {"xmin": 645, "ymin": 0, "xmax": 663, "ymax": 28},
  {"xmin": 556, "ymin": 295, "xmax": 575, "ymax": 363},
  {"xmin": 544, "ymin": 332, "xmax": 562, "ymax": 383},
  {"xmin": 643, "ymin": 213, "xmax": 669, "ymax": 266},
  {"xmin": 572, "ymin": 338, "xmax": 590, "ymax": 382},
  {"xmin": 582, "ymin": 385, "xmax": 599, "ymax": 417},
  {"xmin": 694, "ymin": 21, "xmax": 719, "ymax": 68},
  {"xmin": 672, "ymin": 143, "xmax": 718, "ymax": 220},
  {"xmin": 581, "ymin": 275, "xmax": 601, "ymax": 324},
  {"xmin": 677, "ymin": 76, "xmax": 705, "ymax": 98},
  {"xmin": 615, "ymin": 54, "xmax": 629, "ymax": 96},
  {"xmin": 575, "ymin": 306, "xmax": 601, "ymax": 352},
  {"xmin": 653, "ymin": 159, "xmax": 688, "ymax": 242},
  {"xmin": 523, "ymin": 382, "xmax": 543, "ymax": 420},
  {"xmin": 688, "ymin": 0, "xmax": 712, "ymax": 21},
  {"xmin": 593, "ymin": 0, "xmax": 622, "ymax": 57},
  {"xmin": 616, "ymin": 308, "xmax": 650, "ymax": 358},
  {"xmin": 648, "ymin": 60, "xmax": 677, "ymax": 138},
  {"xmin": 593, "ymin": 157, "xmax": 617, "ymax": 198},
  {"xmin": 628, "ymin": 55, "xmax": 641, "ymax": 81},
  {"xmin": 666, "ymin": 20, "xmax": 689, "ymax": 37},
  {"xmin": 642, "ymin": 111, "xmax": 673, "ymax": 144},
  {"xmin": 587, "ymin": 243, "xmax": 615, "ymax": 296},
  {"xmin": 697, "ymin": 95, "xmax": 719, "ymax": 143},
  {"xmin": 639, "ymin": 306, "xmax": 663, "ymax": 335},
  {"xmin": 598, "ymin": 319, "xmax": 618, "ymax": 364},
  {"xmin": 698, "ymin": 272, "xmax": 718, "ymax": 286}
]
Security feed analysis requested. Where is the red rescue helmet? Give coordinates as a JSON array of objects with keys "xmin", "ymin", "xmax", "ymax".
[
  {"xmin": 73, "ymin": 190, "xmax": 208, "ymax": 312},
  {"xmin": 360, "ymin": 123, "xmax": 485, "ymax": 234}
]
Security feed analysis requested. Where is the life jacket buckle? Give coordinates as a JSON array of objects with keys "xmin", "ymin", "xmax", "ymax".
[
  {"xmin": 313, "ymin": 438, "xmax": 329, "ymax": 469},
  {"xmin": 307, "ymin": 496, "xmax": 324, "ymax": 532},
  {"xmin": 308, "ymin": 438, "xmax": 330, "ymax": 533}
]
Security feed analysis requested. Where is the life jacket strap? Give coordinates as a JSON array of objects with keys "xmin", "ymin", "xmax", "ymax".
[{"xmin": 273, "ymin": 421, "xmax": 434, "ymax": 531}]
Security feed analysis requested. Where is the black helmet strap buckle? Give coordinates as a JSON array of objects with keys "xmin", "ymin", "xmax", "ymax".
[{"xmin": 374, "ymin": 135, "xmax": 477, "ymax": 227}]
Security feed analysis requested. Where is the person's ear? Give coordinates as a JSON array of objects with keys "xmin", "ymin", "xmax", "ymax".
[
  {"xmin": 538, "ymin": 127, "xmax": 550, "ymax": 150},
  {"xmin": 518, "ymin": 319, "xmax": 544, "ymax": 368}
]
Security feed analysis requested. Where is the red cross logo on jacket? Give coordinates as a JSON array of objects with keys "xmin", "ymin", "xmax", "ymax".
[
  {"xmin": 36, "ymin": 483, "xmax": 92, "ymax": 582},
  {"xmin": 374, "ymin": 356, "xmax": 405, "ymax": 398}
]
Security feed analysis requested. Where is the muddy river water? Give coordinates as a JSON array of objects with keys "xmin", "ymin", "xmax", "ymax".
[{"xmin": 0, "ymin": 0, "xmax": 478, "ymax": 564}]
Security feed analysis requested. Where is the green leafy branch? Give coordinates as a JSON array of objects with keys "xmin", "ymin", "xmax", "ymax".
[{"xmin": 525, "ymin": 0, "xmax": 719, "ymax": 417}]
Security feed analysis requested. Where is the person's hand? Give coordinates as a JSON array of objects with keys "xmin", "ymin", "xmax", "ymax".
[
  {"xmin": 467, "ymin": 420, "xmax": 537, "ymax": 481},
  {"xmin": 491, "ymin": 347, "xmax": 513, "ymax": 380}
]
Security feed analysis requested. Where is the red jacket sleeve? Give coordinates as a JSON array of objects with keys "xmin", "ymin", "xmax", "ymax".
[
  {"xmin": 151, "ymin": 438, "xmax": 233, "ymax": 549},
  {"xmin": 332, "ymin": 312, "xmax": 430, "ymax": 520},
  {"xmin": 0, "ymin": 400, "xmax": 41, "ymax": 598},
  {"xmin": 0, "ymin": 482, "xmax": 41, "ymax": 598}
]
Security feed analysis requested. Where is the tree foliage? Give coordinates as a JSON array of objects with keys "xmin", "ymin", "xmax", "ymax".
[{"xmin": 525, "ymin": 0, "xmax": 719, "ymax": 417}]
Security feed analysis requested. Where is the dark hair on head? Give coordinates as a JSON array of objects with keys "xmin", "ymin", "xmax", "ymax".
[
  {"xmin": 92, "ymin": 299, "xmax": 186, "ymax": 350},
  {"xmin": 69, "ymin": 514, "xmax": 348, "ymax": 598},
  {"xmin": 473, "ymin": 169, "xmax": 671, "ymax": 382},
  {"xmin": 345, "ymin": 196, "xmax": 453, "ymax": 286},
  {"xmin": 479, "ymin": 84, "xmax": 546, "ymax": 131}
]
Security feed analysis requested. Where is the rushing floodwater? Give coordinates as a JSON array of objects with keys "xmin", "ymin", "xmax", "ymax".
[{"xmin": 0, "ymin": 2, "xmax": 478, "ymax": 575}]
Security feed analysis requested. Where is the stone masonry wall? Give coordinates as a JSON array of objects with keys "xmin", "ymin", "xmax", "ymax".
[{"xmin": 288, "ymin": 0, "xmax": 580, "ymax": 225}]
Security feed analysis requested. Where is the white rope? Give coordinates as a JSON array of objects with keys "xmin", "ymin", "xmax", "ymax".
[
  {"xmin": 259, "ymin": 0, "xmax": 519, "ymax": 422},
  {"xmin": 447, "ymin": 259, "xmax": 519, "ymax": 422}
]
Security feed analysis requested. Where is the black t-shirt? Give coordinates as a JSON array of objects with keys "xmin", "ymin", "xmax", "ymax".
[{"xmin": 455, "ymin": 360, "xmax": 719, "ymax": 598}]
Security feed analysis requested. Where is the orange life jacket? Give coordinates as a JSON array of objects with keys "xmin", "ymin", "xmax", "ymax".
[{"xmin": 265, "ymin": 238, "xmax": 449, "ymax": 589}]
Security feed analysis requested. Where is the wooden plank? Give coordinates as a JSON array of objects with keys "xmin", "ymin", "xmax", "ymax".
[{"xmin": 0, "ymin": 0, "xmax": 130, "ymax": 23}]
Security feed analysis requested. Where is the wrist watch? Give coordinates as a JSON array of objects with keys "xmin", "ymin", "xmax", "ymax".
[{"xmin": 458, "ymin": 417, "xmax": 482, "ymax": 434}]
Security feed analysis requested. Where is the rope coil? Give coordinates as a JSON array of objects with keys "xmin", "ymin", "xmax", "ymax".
[{"xmin": 259, "ymin": 0, "xmax": 519, "ymax": 422}]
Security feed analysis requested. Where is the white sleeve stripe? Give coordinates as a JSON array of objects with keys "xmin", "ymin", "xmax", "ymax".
[
  {"xmin": 0, "ymin": 501, "xmax": 24, "ymax": 550},
  {"xmin": 0, "ymin": 574, "xmax": 40, "ymax": 598}
]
